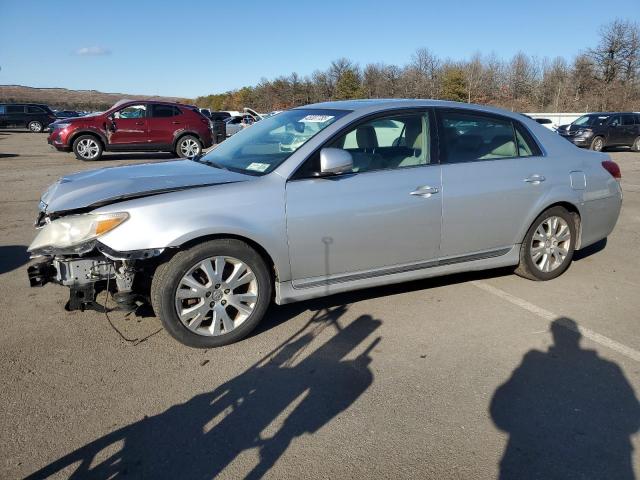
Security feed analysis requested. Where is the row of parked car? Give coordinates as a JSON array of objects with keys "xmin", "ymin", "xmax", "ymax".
[{"xmin": 1, "ymin": 100, "xmax": 639, "ymax": 160}]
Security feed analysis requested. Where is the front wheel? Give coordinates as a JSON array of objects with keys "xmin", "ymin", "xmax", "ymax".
[
  {"xmin": 73, "ymin": 135, "xmax": 103, "ymax": 161},
  {"xmin": 28, "ymin": 121, "xmax": 43, "ymax": 133},
  {"xmin": 151, "ymin": 239, "xmax": 272, "ymax": 348},
  {"xmin": 176, "ymin": 135, "xmax": 202, "ymax": 158},
  {"xmin": 515, "ymin": 207, "xmax": 577, "ymax": 281},
  {"xmin": 590, "ymin": 136, "xmax": 605, "ymax": 151}
]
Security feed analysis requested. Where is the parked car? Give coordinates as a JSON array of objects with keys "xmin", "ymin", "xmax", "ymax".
[
  {"xmin": 557, "ymin": 112, "xmax": 640, "ymax": 151},
  {"xmin": 47, "ymin": 99, "xmax": 213, "ymax": 161},
  {"xmin": 0, "ymin": 103, "xmax": 57, "ymax": 132},
  {"xmin": 27, "ymin": 100, "xmax": 622, "ymax": 348},
  {"xmin": 225, "ymin": 114, "xmax": 257, "ymax": 137},
  {"xmin": 534, "ymin": 118, "xmax": 555, "ymax": 130},
  {"xmin": 55, "ymin": 110, "xmax": 82, "ymax": 119}
]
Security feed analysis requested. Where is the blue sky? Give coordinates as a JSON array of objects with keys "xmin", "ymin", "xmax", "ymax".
[{"xmin": 1, "ymin": 0, "xmax": 638, "ymax": 98}]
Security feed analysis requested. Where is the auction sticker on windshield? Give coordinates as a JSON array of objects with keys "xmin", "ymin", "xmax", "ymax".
[
  {"xmin": 301, "ymin": 115, "xmax": 334, "ymax": 123},
  {"xmin": 246, "ymin": 162, "xmax": 270, "ymax": 172}
]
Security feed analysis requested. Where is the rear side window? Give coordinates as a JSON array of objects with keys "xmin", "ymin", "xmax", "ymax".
[
  {"xmin": 622, "ymin": 114, "xmax": 636, "ymax": 126},
  {"xmin": 151, "ymin": 105, "xmax": 181, "ymax": 118},
  {"xmin": 6, "ymin": 105, "xmax": 25, "ymax": 114},
  {"xmin": 27, "ymin": 106, "xmax": 45, "ymax": 113}
]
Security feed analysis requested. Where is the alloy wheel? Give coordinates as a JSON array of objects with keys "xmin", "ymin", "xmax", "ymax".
[
  {"xmin": 592, "ymin": 137, "xmax": 604, "ymax": 151},
  {"xmin": 530, "ymin": 216, "xmax": 572, "ymax": 273},
  {"xmin": 174, "ymin": 256, "xmax": 258, "ymax": 336},
  {"xmin": 76, "ymin": 138, "xmax": 100, "ymax": 159},
  {"xmin": 179, "ymin": 138, "xmax": 200, "ymax": 157},
  {"xmin": 29, "ymin": 122, "xmax": 42, "ymax": 132}
]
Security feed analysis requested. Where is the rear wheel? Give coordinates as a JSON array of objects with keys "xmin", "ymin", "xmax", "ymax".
[
  {"xmin": 631, "ymin": 136, "xmax": 640, "ymax": 152},
  {"xmin": 72, "ymin": 135, "xmax": 103, "ymax": 161},
  {"xmin": 515, "ymin": 206, "xmax": 577, "ymax": 281},
  {"xmin": 590, "ymin": 136, "xmax": 605, "ymax": 151},
  {"xmin": 28, "ymin": 121, "xmax": 43, "ymax": 133},
  {"xmin": 151, "ymin": 239, "xmax": 272, "ymax": 348},
  {"xmin": 176, "ymin": 135, "xmax": 202, "ymax": 158}
]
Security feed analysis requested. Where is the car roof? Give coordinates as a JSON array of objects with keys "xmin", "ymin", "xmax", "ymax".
[{"xmin": 297, "ymin": 98, "xmax": 537, "ymax": 120}]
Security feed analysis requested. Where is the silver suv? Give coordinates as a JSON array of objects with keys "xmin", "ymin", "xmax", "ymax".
[{"xmin": 27, "ymin": 100, "xmax": 623, "ymax": 348}]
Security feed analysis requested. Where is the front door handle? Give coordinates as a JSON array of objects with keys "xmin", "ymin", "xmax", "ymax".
[
  {"xmin": 410, "ymin": 185, "xmax": 439, "ymax": 197},
  {"xmin": 524, "ymin": 175, "xmax": 546, "ymax": 184},
  {"xmin": 172, "ymin": 121, "xmax": 182, "ymax": 125}
]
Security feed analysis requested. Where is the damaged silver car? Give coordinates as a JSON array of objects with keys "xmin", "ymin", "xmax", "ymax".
[{"xmin": 28, "ymin": 100, "xmax": 623, "ymax": 348}]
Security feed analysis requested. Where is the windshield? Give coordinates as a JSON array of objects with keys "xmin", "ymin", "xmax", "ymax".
[
  {"xmin": 200, "ymin": 108, "xmax": 349, "ymax": 175},
  {"xmin": 573, "ymin": 115, "xmax": 609, "ymax": 127}
]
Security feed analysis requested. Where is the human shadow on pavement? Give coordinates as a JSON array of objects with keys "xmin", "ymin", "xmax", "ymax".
[
  {"xmin": 0, "ymin": 244, "xmax": 29, "ymax": 274},
  {"xmin": 490, "ymin": 317, "xmax": 640, "ymax": 480},
  {"xmin": 26, "ymin": 306, "xmax": 382, "ymax": 479}
]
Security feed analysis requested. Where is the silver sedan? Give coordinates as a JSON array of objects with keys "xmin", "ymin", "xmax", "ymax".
[{"xmin": 27, "ymin": 100, "xmax": 623, "ymax": 348}]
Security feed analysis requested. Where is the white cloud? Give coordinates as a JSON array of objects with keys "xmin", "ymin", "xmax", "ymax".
[{"xmin": 75, "ymin": 46, "xmax": 111, "ymax": 56}]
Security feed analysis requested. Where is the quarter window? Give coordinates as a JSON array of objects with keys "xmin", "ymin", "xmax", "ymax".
[
  {"xmin": 326, "ymin": 112, "xmax": 431, "ymax": 173},
  {"xmin": 440, "ymin": 111, "xmax": 540, "ymax": 163}
]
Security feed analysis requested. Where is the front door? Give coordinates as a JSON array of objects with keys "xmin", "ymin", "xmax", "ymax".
[
  {"xmin": 286, "ymin": 110, "xmax": 442, "ymax": 285},
  {"xmin": 437, "ymin": 108, "xmax": 552, "ymax": 258},
  {"xmin": 108, "ymin": 103, "xmax": 149, "ymax": 146}
]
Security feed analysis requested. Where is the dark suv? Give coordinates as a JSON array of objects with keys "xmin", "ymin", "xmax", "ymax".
[
  {"xmin": 48, "ymin": 100, "xmax": 214, "ymax": 161},
  {"xmin": 557, "ymin": 112, "xmax": 640, "ymax": 151},
  {"xmin": 0, "ymin": 103, "xmax": 57, "ymax": 132}
]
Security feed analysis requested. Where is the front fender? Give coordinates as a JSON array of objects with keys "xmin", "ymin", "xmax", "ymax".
[{"xmin": 94, "ymin": 176, "xmax": 291, "ymax": 281}]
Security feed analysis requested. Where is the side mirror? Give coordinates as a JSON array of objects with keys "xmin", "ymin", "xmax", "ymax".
[{"xmin": 319, "ymin": 148, "xmax": 353, "ymax": 176}]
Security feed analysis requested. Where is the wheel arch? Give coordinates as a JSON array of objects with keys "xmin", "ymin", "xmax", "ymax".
[
  {"xmin": 69, "ymin": 129, "xmax": 107, "ymax": 148},
  {"xmin": 170, "ymin": 233, "xmax": 280, "ymax": 283},
  {"xmin": 172, "ymin": 130, "xmax": 204, "ymax": 150},
  {"xmin": 524, "ymin": 200, "xmax": 583, "ymax": 249}
]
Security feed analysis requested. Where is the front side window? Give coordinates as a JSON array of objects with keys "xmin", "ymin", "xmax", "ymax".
[
  {"xmin": 0, "ymin": 106, "xmax": 5, "ymax": 114},
  {"xmin": 114, "ymin": 104, "xmax": 147, "ymax": 119},
  {"xmin": 609, "ymin": 115, "xmax": 622, "ymax": 127},
  {"xmin": 327, "ymin": 112, "xmax": 430, "ymax": 173},
  {"xmin": 440, "ymin": 111, "xmax": 522, "ymax": 163},
  {"xmin": 151, "ymin": 105, "xmax": 180, "ymax": 118},
  {"xmin": 200, "ymin": 108, "xmax": 348, "ymax": 176}
]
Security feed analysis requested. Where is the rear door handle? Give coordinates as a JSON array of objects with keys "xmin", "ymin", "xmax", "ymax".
[
  {"xmin": 135, "ymin": 121, "xmax": 145, "ymax": 126},
  {"xmin": 524, "ymin": 175, "xmax": 546, "ymax": 184},
  {"xmin": 172, "ymin": 121, "xmax": 182, "ymax": 124},
  {"xmin": 410, "ymin": 185, "xmax": 439, "ymax": 197}
]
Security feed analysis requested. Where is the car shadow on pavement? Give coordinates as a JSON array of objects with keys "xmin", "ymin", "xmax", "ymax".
[
  {"xmin": 573, "ymin": 238, "xmax": 607, "ymax": 261},
  {"xmin": 25, "ymin": 306, "xmax": 382, "ymax": 479},
  {"xmin": 0, "ymin": 153, "xmax": 19, "ymax": 158},
  {"xmin": 0, "ymin": 245, "xmax": 29, "ymax": 274},
  {"xmin": 490, "ymin": 317, "xmax": 640, "ymax": 480}
]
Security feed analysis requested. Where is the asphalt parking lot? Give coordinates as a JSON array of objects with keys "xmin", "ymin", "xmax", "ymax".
[{"xmin": 1, "ymin": 130, "xmax": 639, "ymax": 479}]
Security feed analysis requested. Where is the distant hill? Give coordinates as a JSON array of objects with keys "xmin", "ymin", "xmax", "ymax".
[{"xmin": 0, "ymin": 85, "xmax": 191, "ymax": 111}]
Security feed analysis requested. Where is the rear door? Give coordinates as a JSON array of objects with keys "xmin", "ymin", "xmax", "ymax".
[
  {"xmin": 437, "ymin": 109, "xmax": 553, "ymax": 259},
  {"xmin": 148, "ymin": 104, "xmax": 183, "ymax": 147},
  {"xmin": 107, "ymin": 103, "xmax": 149, "ymax": 146},
  {"xmin": 621, "ymin": 114, "xmax": 638, "ymax": 145},
  {"xmin": 606, "ymin": 115, "xmax": 624, "ymax": 145}
]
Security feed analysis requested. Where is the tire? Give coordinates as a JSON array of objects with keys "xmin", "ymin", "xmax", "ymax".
[
  {"xmin": 515, "ymin": 206, "xmax": 577, "ymax": 281},
  {"xmin": 176, "ymin": 135, "xmax": 202, "ymax": 158},
  {"xmin": 151, "ymin": 239, "xmax": 272, "ymax": 348},
  {"xmin": 631, "ymin": 136, "xmax": 640, "ymax": 152},
  {"xmin": 590, "ymin": 136, "xmax": 605, "ymax": 151},
  {"xmin": 28, "ymin": 121, "xmax": 43, "ymax": 133},
  {"xmin": 72, "ymin": 134, "xmax": 103, "ymax": 161}
]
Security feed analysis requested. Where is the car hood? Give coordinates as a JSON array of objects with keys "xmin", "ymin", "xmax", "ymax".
[{"xmin": 41, "ymin": 159, "xmax": 253, "ymax": 213}]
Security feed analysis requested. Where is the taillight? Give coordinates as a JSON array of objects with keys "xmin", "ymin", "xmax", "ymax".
[{"xmin": 602, "ymin": 160, "xmax": 621, "ymax": 180}]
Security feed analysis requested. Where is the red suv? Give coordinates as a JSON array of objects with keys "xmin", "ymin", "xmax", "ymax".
[{"xmin": 48, "ymin": 100, "xmax": 213, "ymax": 161}]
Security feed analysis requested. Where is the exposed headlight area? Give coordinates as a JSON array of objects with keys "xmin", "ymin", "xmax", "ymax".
[
  {"xmin": 28, "ymin": 212, "xmax": 129, "ymax": 254},
  {"xmin": 576, "ymin": 129, "xmax": 594, "ymax": 138}
]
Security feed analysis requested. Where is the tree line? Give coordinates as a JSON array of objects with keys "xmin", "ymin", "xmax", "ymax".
[{"xmin": 195, "ymin": 19, "xmax": 640, "ymax": 114}]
